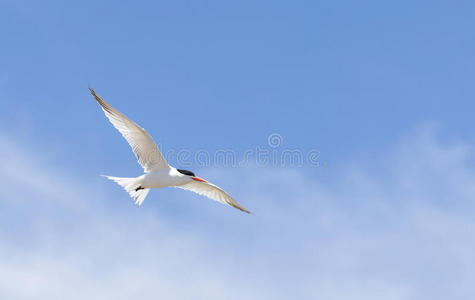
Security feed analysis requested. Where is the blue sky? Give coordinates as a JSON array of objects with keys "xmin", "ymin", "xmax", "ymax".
[{"xmin": 1, "ymin": 1, "xmax": 475, "ymax": 299}]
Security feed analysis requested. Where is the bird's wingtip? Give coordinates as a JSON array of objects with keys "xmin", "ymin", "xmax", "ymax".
[
  {"xmin": 88, "ymin": 86, "xmax": 96, "ymax": 94},
  {"xmin": 237, "ymin": 206, "xmax": 252, "ymax": 214}
]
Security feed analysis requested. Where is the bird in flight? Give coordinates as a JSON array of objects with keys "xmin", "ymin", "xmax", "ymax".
[{"xmin": 89, "ymin": 87, "xmax": 250, "ymax": 214}]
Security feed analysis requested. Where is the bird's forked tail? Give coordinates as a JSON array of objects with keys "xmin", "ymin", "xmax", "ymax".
[{"xmin": 102, "ymin": 175, "xmax": 149, "ymax": 206}]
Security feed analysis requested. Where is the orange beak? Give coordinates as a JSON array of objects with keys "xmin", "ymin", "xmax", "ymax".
[{"xmin": 192, "ymin": 176, "xmax": 207, "ymax": 183}]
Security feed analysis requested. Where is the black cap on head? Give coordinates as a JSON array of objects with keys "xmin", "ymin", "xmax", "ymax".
[{"xmin": 177, "ymin": 169, "xmax": 195, "ymax": 177}]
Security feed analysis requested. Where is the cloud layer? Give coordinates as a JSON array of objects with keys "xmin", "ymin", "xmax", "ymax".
[{"xmin": 0, "ymin": 125, "xmax": 474, "ymax": 300}]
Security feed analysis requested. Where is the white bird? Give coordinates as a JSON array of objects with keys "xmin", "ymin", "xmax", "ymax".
[{"xmin": 89, "ymin": 88, "xmax": 250, "ymax": 214}]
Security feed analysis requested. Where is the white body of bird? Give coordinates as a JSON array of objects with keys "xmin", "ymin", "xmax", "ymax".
[{"xmin": 142, "ymin": 167, "xmax": 192, "ymax": 189}]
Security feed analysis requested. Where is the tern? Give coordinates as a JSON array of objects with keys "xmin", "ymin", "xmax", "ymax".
[{"xmin": 89, "ymin": 88, "xmax": 250, "ymax": 213}]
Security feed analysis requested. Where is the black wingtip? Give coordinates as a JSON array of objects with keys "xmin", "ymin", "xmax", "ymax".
[
  {"xmin": 88, "ymin": 86, "xmax": 103, "ymax": 105},
  {"xmin": 88, "ymin": 86, "xmax": 96, "ymax": 95},
  {"xmin": 236, "ymin": 205, "xmax": 252, "ymax": 214}
]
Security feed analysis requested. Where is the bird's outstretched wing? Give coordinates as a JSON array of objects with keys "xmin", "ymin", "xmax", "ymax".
[
  {"xmin": 176, "ymin": 180, "xmax": 251, "ymax": 214},
  {"xmin": 89, "ymin": 87, "xmax": 168, "ymax": 172}
]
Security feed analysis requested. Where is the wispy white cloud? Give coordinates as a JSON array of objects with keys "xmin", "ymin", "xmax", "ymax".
[{"xmin": 0, "ymin": 125, "xmax": 474, "ymax": 299}]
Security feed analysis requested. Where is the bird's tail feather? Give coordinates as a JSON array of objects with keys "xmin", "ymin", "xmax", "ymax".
[{"xmin": 102, "ymin": 175, "xmax": 149, "ymax": 206}]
